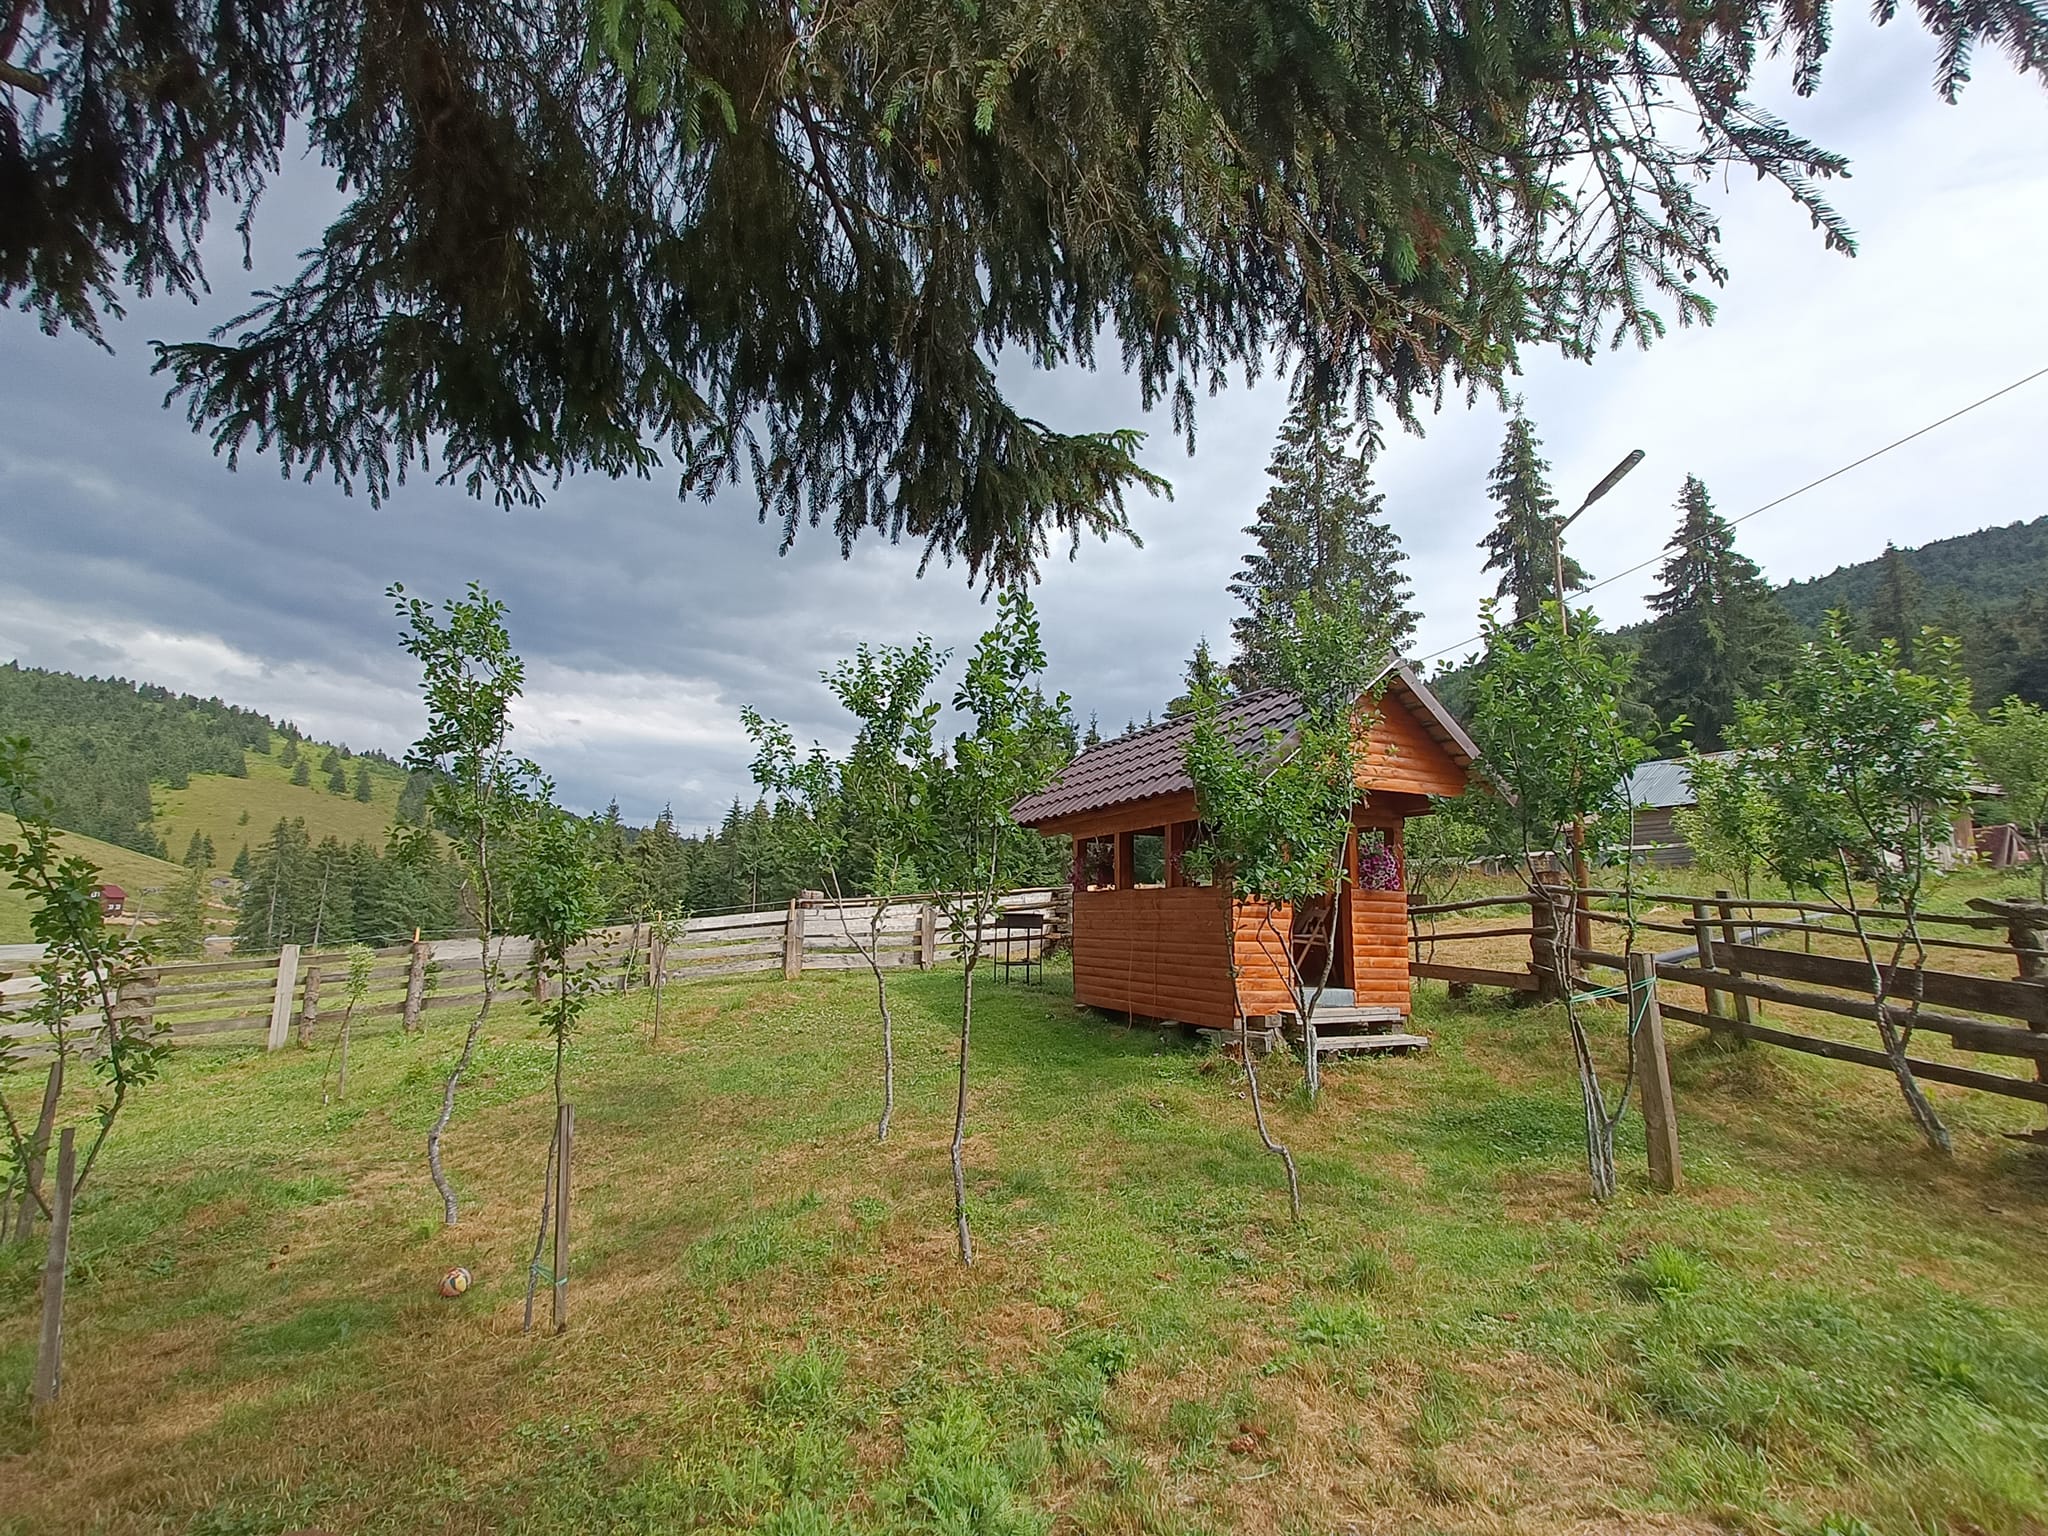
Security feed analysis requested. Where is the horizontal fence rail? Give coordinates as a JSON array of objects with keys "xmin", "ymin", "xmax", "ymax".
[
  {"xmin": 0, "ymin": 889, "xmax": 1069, "ymax": 1064},
  {"xmin": 1406, "ymin": 885, "xmax": 2048, "ymax": 1110}
]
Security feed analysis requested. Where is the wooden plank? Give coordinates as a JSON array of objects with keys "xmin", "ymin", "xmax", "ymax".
[
  {"xmin": 1631, "ymin": 951, "xmax": 1681, "ymax": 1193},
  {"xmin": 165, "ymin": 1013, "xmax": 272, "ymax": 1038},
  {"xmin": 1655, "ymin": 964, "xmax": 2048, "ymax": 1061},
  {"xmin": 266, "ymin": 945, "xmax": 299, "ymax": 1052},
  {"xmin": 1404, "ymin": 924, "xmax": 1533, "ymax": 944},
  {"xmin": 1661, "ymin": 1002, "xmax": 2048, "ymax": 1106},
  {"xmin": 1410, "ymin": 961, "xmax": 1539, "ymax": 993},
  {"xmin": 1721, "ymin": 942, "xmax": 2048, "ymax": 1025},
  {"xmin": 1408, "ymin": 894, "xmax": 1537, "ymax": 917},
  {"xmin": 31, "ymin": 1127, "xmax": 76, "ymax": 1411}
]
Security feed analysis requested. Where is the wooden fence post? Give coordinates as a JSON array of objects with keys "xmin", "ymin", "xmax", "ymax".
[
  {"xmin": 1691, "ymin": 902, "xmax": 1724, "ymax": 1019},
  {"xmin": 31, "ymin": 1126, "xmax": 76, "ymax": 1412},
  {"xmin": 297, "ymin": 963, "xmax": 321, "ymax": 1047},
  {"xmin": 1967, "ymin": 897, "xmax": 2048, "ymax": 1104},
  {"xmin": 783, "ymin": 898, "xmax": 806, "ymax": 981},
  {"xmin": 1629, "ymin": 951, "xmax": 1682, "ymax": 1193},
  {"xmin": 919, "ymin": 904, "xmax": 938, "ymax": 970},
  {"xmin": 1715, "ymin": 890, "xmax": 1756, "ymax": 1027},
  {"xmin": 266, "ymin": 944, "xmax": 301, "ymax": 1052},
  {"xmin": 402, "ymin": 940, "xmax": 428, "ymax": 1032},
  {"xmin": 551, "ymin": 1102, "xmax": 573, "ymax": 1335}
]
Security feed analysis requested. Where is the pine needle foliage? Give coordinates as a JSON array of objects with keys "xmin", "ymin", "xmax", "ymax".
[
  {"xmin": 9, "ymin": 0, "xmax": 2045, "ymax": 584},
  {"xmin": 1481, "ymin": 411, "xmax": 1586, "ymax": 624},
  {"xmin": 1228, "ymin": 395, "xmax": 1416, "ymax": 689},
  {"xmin": 1641, "ymin": 475, "xmax": 1796, "ymax": 750}
]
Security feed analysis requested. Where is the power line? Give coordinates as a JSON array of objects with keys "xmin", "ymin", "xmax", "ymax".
[{"xmin": 1414, "ymin": 363, "xmax": 2048, "ymax": 668}]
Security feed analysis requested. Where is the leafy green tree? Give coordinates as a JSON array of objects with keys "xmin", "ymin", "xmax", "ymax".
[
  {"xmin": 1721, "ymin": 616, "xmax": 1976, "ymax": 1153},
  {"xmin": 748, "ymin": 638, "xmax": 944, "ymax": 1142},
  {"xmin": 1228, "ymin": 395, "xmax": 1416, "ymax": 687},
  {"xmin": 1673, "ymin": 755, "xmax": 1773, "ymax": 900},
  {"xmin": 322, "ymin": 944, "xmax": 378, "ymax": 1105},
  {"xmin": 391, "ymin": 582, "xmax": 541, "ymax": 1226},
  {"xmin": 504, "ymin": 798, "xmax": 606, "ymax": 1333},
  {"xmin": 16, "ymin": 1, "xmax": 2038, "ymax": 586},
  {"xmin": 353, "ymin": 762, "xmax": 374, "ymax": 803},
  {"xmin": 913, "ymin": 592, "xmax": 1069, "ymax": 1264},
  {"xmin": 1641, "ymin": 476, "xmax": 1795, "ymax": 750},
  {"xmin": 1975, "ymin": 698, "xmax": 2048, "ymax": 899},
  {"xmin": 1466, "ymin": 601, "xmax": 1656, "ymax": 1200},
  {"xmin": 1481, "ymin": 411, "xmax": 1585, "ymax": 623},
  {"xmin": 1, "ymin": 739, "xmax": 167, "ymax": 1259}
]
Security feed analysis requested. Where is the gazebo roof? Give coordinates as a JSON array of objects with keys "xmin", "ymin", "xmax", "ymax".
[{"xmin": 1013, "ymin": 662, "xmax": 1477, "ymax": 828}]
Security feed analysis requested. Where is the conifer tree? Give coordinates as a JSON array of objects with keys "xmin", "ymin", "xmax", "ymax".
[
  {"xmin": 182, "ymin": 830, "xmax": 208, "ymax": 869},
  {"xmin": 231, "ymin": 844, "xmax": 250, "ymax": 881},
  {"xmin": 1481, "ymin": 410, "xmax": 1585, "ymax": 623},
  {"xmin": 1869, "ymin": 544, "xmax": 1923, "ymax": 665},
  {"xmin": 291, "ymin": 760, "xmax": 311, "ymax": 787},
  {"xmin": 326, "ymin": 764, "xmax": 349, "ymax": 794},
  {"xmin": 1083, "ymin": 714, "xmax": 1103, "ymax": 750},
  {"xmin": 1165, "ymin": 639, "xmax": 1229, "ymax": 717},
  {"xmin": 353, "ymin": 762, "xmax": 374, "ymax": 803},
  {"xmin": 1641, "ymin": 476, "xmax": 1796, "ymax": 750},
  {"xmin": 1229, "ymin": 395, "xmax": 1416, "ymax": 689}
]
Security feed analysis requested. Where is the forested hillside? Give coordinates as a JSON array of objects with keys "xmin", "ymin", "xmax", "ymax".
[
  {"xmin": 0, "ymin": 664, "xmax": 274, "ymax": 853},
  {"xmin": 1776, "ymin": 516, "xmax": 2048, "ymax": 629}
]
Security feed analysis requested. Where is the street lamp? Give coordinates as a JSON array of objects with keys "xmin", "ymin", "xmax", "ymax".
[
  {"xmin": 1553, "ymin": 448, "xmax": 1645, "ymax": 638},
  {"xmin": 1554, "ymin": 447, "xmax": 1645, "ymax": 950}
]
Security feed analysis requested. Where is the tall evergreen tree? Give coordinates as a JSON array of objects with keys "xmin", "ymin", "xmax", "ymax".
[
  {"xmin": 1165, "ymin": 639, "xmax": 1230, "ymax": 717},
  {"xmin": 234, "ymin": 818, "xmax": 317, "ymax": 948},
  {"xmin": 1869, "ymin": 544, "xmax": 1923, "ymax": 665},
  {"xmin": 1228, "ymin": 395, "xmax": 1416, "ymax": 689},
  {"xmin": 353, "ymin": 761, "xmax": 375, "ymax": 802},
  {"xmin": 1641, "ymin": 476, "xmax": 1796, "ymax": 750},
  {"xmin": 1481, "ymin": 410, "xmax": 1586, "ymax": 623},
  {"xmin": 291, "ymin": 759, "xmax": 311, "ymax": 787}
]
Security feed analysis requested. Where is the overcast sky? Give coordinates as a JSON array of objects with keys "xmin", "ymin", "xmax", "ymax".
[{"xmin": 3, "ymin": 24, "xmax": 2045, "ymax": 828}]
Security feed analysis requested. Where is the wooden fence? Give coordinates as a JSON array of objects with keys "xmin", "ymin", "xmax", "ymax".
[
  {"xmin": 0, "ymin": 889, "xmax": 1067, "ymax": 1062},
  {"xmin": 1409, "ymin": 885, "xmax": 2048, "ymax": 1110}
]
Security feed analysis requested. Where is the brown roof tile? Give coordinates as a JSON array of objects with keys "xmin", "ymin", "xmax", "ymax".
[{"xmin": 1012, "ymin": 663, "xmax": 1478, "ymax": 828}]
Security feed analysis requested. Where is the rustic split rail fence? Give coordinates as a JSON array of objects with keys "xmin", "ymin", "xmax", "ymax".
[
  {"xmin": 0, "ymin": 889, "xmax": 1067, "ymax": 1061},
  {"xmin": 1410, "ymin": 885, "xmax": 2048, "ymax": 1111}
]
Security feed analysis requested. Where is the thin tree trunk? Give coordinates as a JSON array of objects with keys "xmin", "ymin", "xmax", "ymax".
[
  {"xmin": 1228, "ymin": 892, "xmax": 1301, "ymax": 1219},
  {"xmin": 830, "ymin": 883, "xmax": 896, "ymax": 1142},
  {"xmin": 1838, "ymin": 857, "xmax": 1951, "ymax": 1154},
  {"xmin": 14, "ymin": 1058, "xmax": 61, "ymax": 1243},
  {"xmin": 523, "ymin": 1118, "xmax": 559, "ymax": 1332},
  {"xmin": 952, "ymin": 940, "xmax": 976, "ymax": 1265}
]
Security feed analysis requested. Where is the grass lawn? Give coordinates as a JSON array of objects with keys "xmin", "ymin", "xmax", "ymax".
[
  {"xmin": 2, "ymin": 966, "xmax": 2045, "ymax": 1535},
  {"xmin": 151, "ymin": 746, "xmax": 412, "ymax": 875},
  {"xmin": 0, "ymin": 817, "xmax": 188, "ymax": 944}
]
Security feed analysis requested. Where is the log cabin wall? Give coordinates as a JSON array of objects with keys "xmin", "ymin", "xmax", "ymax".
[
  {"xmin": 1070, "ymin": 884, "xmax": 1237, "ymax": 1028},
  {"xmin": 1350, "ymin": 812, "xmax": 1412, "ymax": 1013},
  {"xmin": 1358, "ymin": 697, "xmax": 1473, "ymax": 798}
]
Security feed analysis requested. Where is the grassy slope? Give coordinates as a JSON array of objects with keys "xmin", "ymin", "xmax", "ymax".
[
  {"xmin": 2, "ymin": 969, "xmax": 2045, "ymax": 1536},
  {"xmin": 151, "ymin": 745, "xmax": 410, "ymax": 873},
  {"xmin": 0, "ymin": 816, "xmax": 188, "ymax": 943}
]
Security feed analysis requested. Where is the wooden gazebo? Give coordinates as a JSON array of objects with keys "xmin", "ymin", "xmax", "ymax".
[{"xmin": 1013, "ymin": 663, "xmax": 1477, "ymax": 1031}]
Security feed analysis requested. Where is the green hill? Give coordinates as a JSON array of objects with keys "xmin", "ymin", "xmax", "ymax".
[
  {"xmin": 155, "ymin": 747, "xmax": 414, "ymax": 876},
  {"xmin": 1774, "ymin": 515, "xmax": 2048, "ymax": 630},
  {"xmin": 0, "ymin": 815, "xmax": 192, "ymax": 943}
]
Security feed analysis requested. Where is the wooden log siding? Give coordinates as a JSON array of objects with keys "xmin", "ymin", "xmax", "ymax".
[{"xmin": 1072, "ymin": 885, "xmax": 1238, "ymax": 1028}]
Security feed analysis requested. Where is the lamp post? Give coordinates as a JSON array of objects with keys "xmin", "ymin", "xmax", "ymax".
[{"xmin": 1554, "ymin": 448, "xmax": 1645, "ymax": 950}]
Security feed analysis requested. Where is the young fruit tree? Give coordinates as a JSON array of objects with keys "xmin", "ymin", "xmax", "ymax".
[
  {"xmin": 912, "ymin": 592, "xmax": 1069, "ymax": 1265},
  {"xmin": 1185, "ymin": 587, "xmax": 1394, "ymax": 1116},
  {"xmin": 1, "ymin": 739, "xmax": 170, "ymax": 1402},
  {"xmin": 1718, "ymin": 616, "xmax": 1976, "ymax": 1154},
  {"xmin": 320, "ymin": 943, "xmax": 377, "ymax": 1105},
  {"xmin": 390, "ymin": 582, "xmax": 542, "ymax": 1226},
  {"xmin": 505, "ymin": 798, "xmax": 605, "ymax": 1333},
  {"xmin": 1465, "ymin": 601, "xmax": 1657, "ymax": 1201},
  {"xmin": 745, "ymin": 639, "xmax": 943, "ymax": 1142},
  {"xmin": 1673, "ymin": 751, "xmax": 1774, "ymax": 902},
  {"xmin": 1972, "ymin": 697, "xmax": 2048, "ymax": 902}
]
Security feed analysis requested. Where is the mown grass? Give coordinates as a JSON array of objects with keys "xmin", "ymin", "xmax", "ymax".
[{"xmin": 1, "ymin": 963, "xmax": 2044, "ymax": 1535}]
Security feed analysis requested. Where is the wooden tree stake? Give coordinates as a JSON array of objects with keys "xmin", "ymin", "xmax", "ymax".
[
  {"xmin": 402, "ymin": 939, "xmax": 429, "ymax": 1032},
  {"xmin": 783, "ymin": 898, "xmax": 806, "ymax": 980},
  {"xmin": 551, "ymin": 1103, "xmax": 573, "ymax": 1335},
  {"xmin": 32, "ymin": 1127, "xmax": 77, "ymax": 1412},
  {"xmin": 297, "ymin": 964, "xmax": 322, "ymax": 1047},
  {"xmin": 1629, "ymin": 950, "xmax": 1682, "ymax": 1193}
]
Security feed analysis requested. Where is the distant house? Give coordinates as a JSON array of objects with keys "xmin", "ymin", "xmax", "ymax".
[
  {"xmin": 1624, "ymin": 752, "xmax": 1994, "ymax": 869},
  {"xmin": 95, "ymin": 884, "xmax": 127, "ymax": 917}
]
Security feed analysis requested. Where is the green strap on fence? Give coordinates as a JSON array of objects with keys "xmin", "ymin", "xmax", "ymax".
[{"xmin": 1571, "ymin": 982, "xmax": 1632, "ymax": 1004}]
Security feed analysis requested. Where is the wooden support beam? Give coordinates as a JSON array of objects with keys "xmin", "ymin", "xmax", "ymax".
[
  {"xmin": 783, "ymin": 898, "xmax": 806, "ymax": 980},
  {"xmin": 402, "ymin": 940, "xmax": 428, "ymax": 1032},
  {"xmin": 31, "ymin": 1127, "xmax": 76, "ymax": 1412}
]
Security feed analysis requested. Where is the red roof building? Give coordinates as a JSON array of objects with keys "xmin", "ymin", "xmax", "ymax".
[
  {"xmin": 1013, "ymin": 663, "xmax": 1477, "ymax": 1029},
  {"xmin": 95, "ymin": 884, "xmax": 127, "ymax": 917}
]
